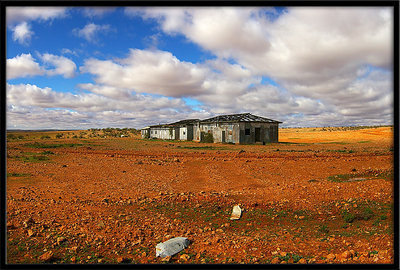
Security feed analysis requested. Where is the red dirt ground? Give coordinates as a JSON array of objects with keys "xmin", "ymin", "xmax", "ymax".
[{"xmin": 6, "ymin": 126, "xmax": 395, "ymax": 265}]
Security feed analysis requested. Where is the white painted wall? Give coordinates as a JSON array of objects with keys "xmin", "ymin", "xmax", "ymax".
[
  {"xmin": 150, "ymin": 127, "xmax": 175, "ymax": 140},
  {"xmin": 179, "ymin": 127, "xmax": 187, "ymax": 140}
]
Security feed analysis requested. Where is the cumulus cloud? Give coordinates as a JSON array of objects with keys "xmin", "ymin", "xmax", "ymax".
[
  {"xmin": 12, "ymin": 22, "xmax": 33, "ymax": 45},
  {"xmin": 6, "ymin": 83, "xmax": 208, "ymax": 129},
  {"xmin": 6, "ymin": 7, "xmax": 393, "ymax": 129},
  {"xmin": 73, "ymin": 23, "xmax": 111, "ymax": 42},
  {"xmin": 7, "ymin": 53, "xmax": 44, "ymax": 79},
  {"xmin": 7, "ymin": 7, "xmax": 67, "ymax": 46},
  {"xmin": 250, "ymin": 7, "xmax": 392, "ymax": 89},
  {"xmin": 77, "ymin": 83, "xmax": 133, "ymax": 100},
  {"xmin": 7, "ymin": 53, "xmax": 77, "ymax": 79},
  {"xmin": 39, "ymin": 53, "xmax": 77, "ymax": 78},
  {"xmin": 126, "ymin": 7, "xmax": 271, "ymax": 58},
  {"xmin": 125, "ymin": 7, "xmax": 393, "ymax": 127},
  {"xmin": 6, "ymin": 7, "xmax": 67, "ymax": 24},
  {"xmin": 80, "ymin": 49, "xmax": 208, "ymax": 97}
]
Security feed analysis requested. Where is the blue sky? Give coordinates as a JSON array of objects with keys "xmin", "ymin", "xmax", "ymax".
[{"xmin": 6, "ymin": 6, "xmax": 393, "ymax": 129}]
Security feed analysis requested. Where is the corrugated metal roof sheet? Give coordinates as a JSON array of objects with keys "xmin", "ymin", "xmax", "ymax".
[
  {"xmin": 148, "ymin": 118, "xmax": 199, "ymax": 128},
  {"xmin": 169, "ymin": 119, "xmax": 200, "ymax": 125},
  {"xmin": 143, "ymin": 113, "xmax": 281, "ymax": 129},
  {"xmin": 200, "ymin": 113, "xmax": 281, "ymax": 123}
]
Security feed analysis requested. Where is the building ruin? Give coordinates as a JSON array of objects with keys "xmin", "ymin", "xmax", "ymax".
[{"xmin": 141, "ymin": 113, "xmax": 282, "ymax": 144}]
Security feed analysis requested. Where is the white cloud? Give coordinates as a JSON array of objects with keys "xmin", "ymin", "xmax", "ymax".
[
  {"xmin": 81, "ymin": 49, "xmax": 208, "ymax": 97},
  {"xmin": 6, "ymin": 82, "xmax": 213, "ymax": 129},
  {"xmin": 12, "ymin": 22, "xmax": 33, "ymax": 45},
  {"xmin": 126, "ymin": 7, "xmax": 393, "ymax": 127},
  {"xmin": 72, "ymin": 23, "xmax": 111, "ymax": 42},
  {"xmin": 6, "ymin": 7, "xmax": 67, "ymax": 24},
  {"xmin": 126, "ymin": 7, "xmax": 271, "ymax": 58},
  {"xmin": 7, "ymin": 53, "xmax": 77, "ymax": 79},
  {"xmin": 81, "ymin": 7, "xmax": 116, "ymax": 17},
  {"xmin": 39, "ymin": 53, "xmax": 77, "ymax": 78},
  {"xmin": 61, "ymin": 48, "xmax": 78, "ymax": 56},
  {"xmin": 6, "ymin": 7, "xmax": 393, "ymax": 129},
  {"xmin": 7, "ymin": 7, "xmax": 67, "ymax": 46},
  {"xmin": 7, "ymin": 53, "xmax": 44, "ymax": 79},
  {"xmin": 77, "ymin": 83, "xmax": 133, "ymax": 100}
]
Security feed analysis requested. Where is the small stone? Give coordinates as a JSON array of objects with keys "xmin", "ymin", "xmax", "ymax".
[
  {"xmin": 70, "ymin": 256, "xmax": 76, "ymax": 263},
  {"xmin": 23, "ymin": 218, "xmax": 34, "ymax": 228},
  {"xmin": 38, "ymin": 251, "xmax": 53, "ymax": 262},
  {"xmin": 98, "ymin": 258, "xmax": 104, "ymax": 263},
  {"xmin": 298, "ymin": 258, "xmax": 307, "ymax": 264},
  {"xmin": 326, "ymin": 253, "xmax": 336, "ymax": 261},
  {"xmin": 161, "ymin": 256, "xmax": 171, "ymax": 262},
  {"xmin": 271, "ymin": 257, "xmax": 281, "ymax": 264},
  {"xmin": 117, "ymin": 256, "xmax": 126, "ymax": 263},
  {"xmin": 7, "ymin": 222, "xmax": 16, "ymax": 229},
  {"xmin": 27, "ymin": 229, "xmax": 35, "ymax": 237},
  {"xmin": 57, "ymin": 236, "xmax": 65, "ymax": 244},
  {"xmin": 342, "ymin": 251, "xmax": 351, "ymax": 259},
  {"xmin": 97, "ymin": 221, "xmax": 105, "ymax": 228},
  {"xmin": 180, "ymin": 254, "xmax": 190, "ymax": 261},
  {"xmin": 280, "ymin": 252, "xmax": 287, "ymax": 257}
]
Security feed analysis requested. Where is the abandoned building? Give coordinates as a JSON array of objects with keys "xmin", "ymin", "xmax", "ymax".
[
  {"xmin": 141, "ymin": 113, "xmax": 282, "ymax": 144},
  {"xmin": 140, "ymin": 119, "xmax": 199, "ymax": 141}
]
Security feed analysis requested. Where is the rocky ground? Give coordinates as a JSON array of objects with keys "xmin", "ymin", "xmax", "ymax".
[{"xmin": 6, "ymin": 127, "xmax": 395, "ymax": 264}]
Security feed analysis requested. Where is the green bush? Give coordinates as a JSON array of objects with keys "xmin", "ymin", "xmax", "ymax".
[
  {"xmin": 342, "ymin": 210, "xmax": 356, "ymax": 223},
  {"xmin": 201, "ymin": 132, "xmax": 214, "ymax": 143},
  {"xmin": 360, "ymin": 207, "xmax": 374, "ymax": 221},
  {"xmin": 318, "ymin": 224, "xmax": 329, "ymax": 234},
  {"xmin": 41, "ymin": 135, "xmax": 51, "ymax": 139},
  {"xmin": 7, "ymin": 134, "xmax": 16, "ymax": 140}
]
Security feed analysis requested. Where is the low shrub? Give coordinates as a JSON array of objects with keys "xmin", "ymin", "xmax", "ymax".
[{"xmin": 201, "ymin": 133, "xmax": 214, "ymax": 143}]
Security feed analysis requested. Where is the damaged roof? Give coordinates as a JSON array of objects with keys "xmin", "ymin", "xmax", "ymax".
[
  {"xmin": 148, "ymin": 118, "xmax": 199, "ymax": 128},
  {"xmin": 169, "ymin": 119, "xmax": 200, "ymax": 125},
  {"xmin": 200, "ymin": 113, "xmax": 282, "ymax": 123},
  {"xmin": 143, "ymin": 113, "xmax": 281, "ymax": 129}
]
